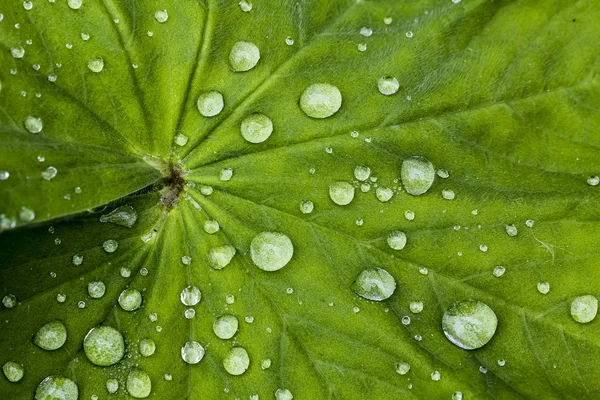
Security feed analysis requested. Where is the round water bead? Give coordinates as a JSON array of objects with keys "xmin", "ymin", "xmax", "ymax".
[
  {"xmin": 587, "ymin": 176, "xmax": 599, "ymax": 186},
  {"xmin": 401, "ymin": 156, "xmax": 435, "ymax": 196},
  {"xmin": 442, "ymin": 300, "xmax": 497, "ymax": 350},
  {"xmin": 299, "ymin": 200, "xmax": 314, "ymax": 214},
  {"xmin": 203, "ymin": 219, "xmax": 220, "ymax": 234},
  {"xmin": 409, "ymin": 301, "xmax": 423, "ymax": 314},
  {"xmin": 250, "ymin": 231, "xmax": 294, "ymax": 271},
  {"xmin": 396, "ymin": 361, "xmax": 410, "ymax": 375},
  {"xmin": 106, "ymin": 379, "xmax": 119, "ymax": 394},
  {"xmin": 2, "ymin": 294, "xmax": 16, "ymax": 308},
  {"xmin": 2, "ymin": 361, "xmax": 24, "ymax": 382},
  {"xmin": 103, "ymin": 239, "xmax": 118, "ymax": 253},
  {"xmin": 352, "ymin": 267, "xmax": 396, "ymax": 301},
  {"xmin": 83, "ymin": 326, "xmax": 125, "ymax": 366},
  {"xmin": 87, "ymin": 57, "xmax": 104, "ymax": 72},
  {"xmin": 220, "ymin": 168, "xmax": 233, "ymax": 181},
  {"xmin": 239, "ymin": 0, "xmax": 252, "ymax": 12},
  {"xmin": 155, "ymin": 9, "xmax": 168, "ymax": 23},
  {"xmin": 387, "ymin": 230, "xmax": 407, "ymax": 250},
  {"xmin": 139, "ymin": 338, "xmax": 156, "ymax": 357},
  {"xmin": 19, "ymin": 206, "xmax": 35, "ymax": 222},
  {"xmin": 505, "ymin": 224, "xmax": 518, "ymax": 237},
  {"xmin": 35, "ymin": 376, "xmax": 78, "ymax": 400},
  {"xmin": 24, "ymin": 115, "xmax": 43, "ymax": 133},
  {"xmin": 118, "ymin": 288, "xmax": 142, "ymax": 311},
  {"xmin": 223, "ymin": 347, "xmax": 250, "ymax": 375},
  {"xmin": 41, "ymin": 166, "xmax": 57, "ymax": 181},
  {"xmin": 229, "ymin": 41, "xmax": 260, "ymax": 71},
  {"xmin": 88, "ymin": 281, "xmax": 106, "ymax": 298},
  {"xmin": 492, "ymin": 266, "xmax": 506, "ymax": 277},
  {"xmin": 442, "ymin": 189, "xmax": 455, "ymax": 200},
  {"xmin": 208, "ymin": 245, "xmax": 236, "ymax": 269},
  {"xmin": 376, "ymin": 187, "xmax": 394, "ymax": 202},
  {"xmin": 377, "ymin": 76, "xmax": 399, "ymax": 95},
  {"xmin": 329, "ymin": 181, "xmax": 354, "ymax": 205},
  {"xmin": 67, "ymin": 0, "xmax": 83, "ymax": 10},
  {"xmin": 35, "ymin": 320, "xmax": 67, "ymax": 350},
  {"xmin": 197, "ymin": 91, "xmax": 224, "ymax": 117},
  {"xmin": 126, "ymin": 369, "xmax": 151, "ymax": 398},
  {"xmin": 240, "ymin": 113, "xmax": 273, "ymax": 143},
  {"xmin": 10, "ymin": 46, "xmax": 25, "ymax": 58},
  {"xmin": 275, "ymin": 389, "xmax": 294, "ymax": 400},
  {"xmin": 213, "ymin": 314, "xmax": 239, "ymax": 339},
  {"xmin": 180, "ymin": 286, "xmax": 201, "ymax": 306},
  {"xmin": 571, "ymin": 295, "xmax": 598, "ymax": 323},
  {"xmin": 299, "ymin": 83, "xmax": 342, "ymax": 119},
  {"xmin": 537, "ymin": 282, "xmax": 550, "ymax": 294},
  {"xmin": 181, "ymin": 341, "xmax": 205, "ymax": 364},
  {"xmin": 354, "ymin": 165, "xmax": 371, "ymax": 181}
]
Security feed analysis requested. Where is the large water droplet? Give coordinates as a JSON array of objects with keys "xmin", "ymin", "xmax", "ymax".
[
  {"xmin": 126, "ymin": 369, "xmax": 151, "ymax": 398},
  {"xmin": 240, "ymin": 113, "xmax": 273, "ymax": 143},
  {"xmin": 87, "ymin": 57, "xmax": 104, "ymax": 72},
  {"xmin": 299, "ymin": 83, "xmax": 342, "ymax": 119},
  {"xmin": 35, "ymin": 376, "xmax": 78, "ymax": 400},
  {"xmin": 571, "ymin": 295, "xmax": 598, "ymax": 323},
  {"xmin": 223, "ymin": 347, "xmax": 250, "ymax": 375},
  {"xmin": 180, "ymin": 286, "xmax": 201, "ymax": 306},
  {"xmin": 229, "ymin": 41, "xmax": 260, "ymax": 72},
  {"xmin": 197, "ymin": 91, "xmax": 224, "ymax": 117},
  {"xmin": 354, "ymin": 165, "xmax": 371, "ymax": 181},
  {"xmin": 275, "ymin": 389, "xmax": 294, "ymax": 400},
  {"xmin": 208, "ymin": 245, "xmax": 236, "ymax": 269},
  {"xmin": 442, "ymin": 300, "xmax": 497, "ymax": 350},
  {"xmin": 83, "ymin": 326, "xmax": 125, "ymax": 366},
  {"xmin": 377, "ymin": 76, "xmax": 399, "ymax": 95},
  {"xmin": 401, "ymin": 156, "xmax": 435, "ymax": 196},
  {"xmin": 387, "ymin": 230, "xmax": 407, "ymax": 250},
  {"xmin": 181, "ymin": 341, "xmax": 205, "ymax": 364},
  {"xmin": 139, "ymin": 338, "xmax": 156, "ymax": 357},
  {"xmin": 2, "ymin": 361, "xmax": 24, "ymax": 382},
  {"xmin": 213, "ymin": 314, "xmax": 239, "ymax": 339},
  {"xmin": 329, "ymin": 181, "xmax": 354, "ymax": 205},
  {"xmin": 24, "ymin": 115, "xmax": 43, "ymax": 133},
  {"xmin": 587, "ymin": 176, "xmax": 599, "ymax": 186},
  {"xmin": 35, "ymin": 320, "xmax": 67, "ymax": 350},
  {"xmin": 118, "ymin": 288, "xmax": 142, "ymax": 311},
  {"xmin": 99, "ymin": 205, "xmax": 137, "ymax": 227},
  {"xmin": 250, "ymin": 231, "xmax": 294, "ymax": 271},
  {"xmin": 352, "ymin": 268, "xmax": 396, "ymax": 301}
]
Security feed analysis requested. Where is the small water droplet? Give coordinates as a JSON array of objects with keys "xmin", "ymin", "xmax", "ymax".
[
  {"xmin": 354, "ymin": 165, "xmax": 371, "ymax": 181},
  {"xmin": 387, "ymin": 230, "xmax": 407, "ymax": 250},
  {"xmin": 376, "ymin": 187, "xmax": 394, "ymax": 202},
  {"xmin": 352, "ymin": 267, "xmax": 396, "ymax": 301},
  {"xmin": 419, "ymin": 267, "xmax": 429, "ymax": 275},
  {"xmin": 213, "ymin": 315, "xmax": 239, "ymax": 339},
  {"xmin": 442, "ymin": 189, "xmax": 455, "ymax": 200},
  {"xmin": 81, "ymin": 32, "xmax": 90, "ymax": 41},
  {"xmin": 329, "ymin": 181, "xmax": 355, "ymax": 205},
  {"xmin": 437, "ymin": 169, "xmax": 449, "ymax": 179},
  {"xmin": 126, "ymin": 369, "xmax": 152, "ymax": 398},
  {"xmin": 56, "ymin": 293, "xmax": 66, "ymax": 303},
  {"xmin": 181, "ymin": 255, "xmax": 192, "ymax": 265},
  {"xmin": 36, "ymin": 377, "xmax": 78, "ymax": 400},
  {"xmin": 401, "ymin": 316, "xmax": 411, "ymax": 325},
  {"xmin": 357, "ymin": 43, "xmax": 367, "ymax": 52},
  {"xmin": 2, "ymin": 361, "xmax": 24, "ymax": 383},
  {"xmin": 395, "ymin": 361, "xmax": 410, "ymax": 375},
  {"xmin": 452, "ymin": 391, "xmax": 463, "ymax": 400},
  {"xmin": 299, "ymin": 200, "xmax": 314, "ymax": 214},
  {"xmin": 23, "ymin": 1, "xmax": 33, "ymax": 10},
  {"xmin": 220, "ymin": 168, "xmax": 233, "ymax": 181},
  {"xmin": 203, "ymin": 219, "xmax": 220, "ymax": 234},
  {"xmin": 67, "ymin": 0, "xmax": 83, "ymax": 10},
  {"xmin": 35, "ymin": 320, "xmax": 67, "ymax": 350},
  {"xmin": 505, "ymin": 224, "xmax": 518, "ymax": 237},
  {"xmin": 250, "ymin": 231, "xmax": 294, "ymax": 271},
  {"xmin": 87, "ymin": 57, "xmax": 104, "ymax": 72},
  {"xmin": 226, "ymin": 294, "xmax": 235, "ymax": 304},
  {"xmin": 571, "ymin": 295, "xmax": 598, "ymax": 323},
  {"xmin": 0, "ymin": 170, "xmax": 9, "ymax": 180},
  {"xmin": 261, "ymin": 358, "xmax": 271, "ymax": 370},
  {"xmin": 83, "ymin": 326, "xmax": 124, "ymax": 366},
  {"xmin": 139, "ymin": 338, "xmax": 156, "ymax": 357},
  {"xmin": 410, "ymin": 301, "xmax": 423, "ymax": 314},
  {"xmin": 88, "ymin": 281, "xmax": 106, "ymax": 298},
  {"xmin": 300, "ymin": 83, "xmax": 342, "ymax": 118},
  {"xmin": 383, "ymin": 17, "xmax": 393, "ymax": 25},
  {"xmin": 285, "ymin": 36, "xmax": 294, "ymax": 45},
  {"xmin": 241, "ymin": 113, "xmax": 273, "ymax": 143},
  {"xmin": 497, "ymin": 359, "xmax": 506, "ymax": 367},
  {"xmin": 406, "ymin": 31, "xmax": 414, "ymax": 38},
  {"xmin": 71, "ymin": 254, "xmax": 83, "ymax": 266},
  {"xmin": 401, "ymin": 156, "xmax": 435, "ymax": 196},
  {"xmin": 102, "ymin": 239, "xmax": 118, "ymax": 253},
  {"xmin": 106, "ymin": 379, "xmax": 119, "ymax": 394},
  {"xmin": 442, "ymin": 300, "xmax": 497, "ymax": 350},
  {"xmin": 537, "ymin": 281, "xmax": 550, "ymax": 294},
  {"xmin": 24, "ymin": 115, "xmax": 43, "ymax": 133},
  {"xmin": 275, "ymin": 389, "xmax": 293, "ymax": 400},
  {"xmin": 118, "ymin": 288, "xmax": 142, "ymax": 311},
  {"xmin": 197, "ymin": 91, "xmax": 224, "ymax": 117},
  {"xmin": 41, "ymin": 166, "xmax": 58, "ymax": 181},
  {"xmin": 229, "ymin": 41, "xmax": 260, "ymax": 72},
  {"xmin": 378, "ymin": 76, "xmax": 399, "ymax": 95},
  {"xmin": 155, "ymin": 9, "xmax": 168, "ymax": 23},
  {"xmin": 479, "ymin": 244, "xmax": 488, "ymax": 252},
  {"xmin": 479, "ymin": 366, "xmax": 488, "ymax": 374},
  {"xmin": 360, "ymin": 26, "xmax": 373, "ymax": 37},
  {"xmin": 526, "ymin": 219, "xmax": 535, "ymax": 228},
  {"xmin": 223, "ymin": 347, "xmax": 250, "ymax": 375},
  {"xmin": 492, "ymin": 265, "xmax": 505, "ymax": 277},
  {"xmin": 120, "ymin": 267, "xmax": 131, "ymax": 278},
  {"xmin": 10, "ymin": 46, "xmax": 25, "ymax": 59},
  {"xmin": 180, "ymin": 286, "xmax": 201, "ymax": 306},
  {"xmin": 2, "ymin": 294, "xmax": 16, "ymax": 308},
  {"xmin": 208, "ymin": 245, "xmax": 236, "ymax": 269},
  {"xmin": 587, "ymin": 176, "xmax": 599, "ymax": 186},
  {"xmin": 175, "ymin": 133, "xmax": 188, "ymax": 146},
  {"xmin": 239, "ymin": 0, "xmax": 252, "ymax": 12}
]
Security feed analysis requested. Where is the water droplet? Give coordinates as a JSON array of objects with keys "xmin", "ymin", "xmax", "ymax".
[
  {"xmin": 377, "ymin": 76, "xmax": 399, "ymax": 95},
  {"xmin": 353, "ymin": 165, "xmax": 371, "ymax": 181},
  {"xmin": 41, "ymin": 166, "xmax": 57, "ymax": 181},
  {"xmin": 526, "ymin": 219, "xmax": 535, "ymax": 228},
  {"xmin": 155, "ymin": 9, "xmax": 168, "ymax": 23},
  {"xmin": 401, "ymin": 316, "xmax": 411, "ymax": 325},
  {"xmin": 56, "ymin": 293, "xmax": 66, "ymax": 303},
  {"xmin": 587, "ymin": 176, "xmax": 599, "ymax": 186},
  {"xmin": 181, "ymin": 255, "xmax": 192, "ymax": 265},
  {"xmin": 184, "ymin": 308, "xmax": 196, "ymax": 319},
  {"xmin": 0, "ymin": 170, "xmax": 9, "ymax": 180},
  {"xmin": 220, "ymin": 168, "xmax": 233, "ymax": 181},
  {"xmin": 492, "ymin": 265, "xmax": 505, "ymax": 277},
  {"xmin": 376, "ymin": 187, "xmax": 394, "ymax": 202},
  {"xmin": 442, "ymin": 300, "xmax": 497, "ymax": 350},
  {"xmin": 126, "ymin": 369, "xmax": 152, "ymax": 398},
  {"xmin": 81, "ymin": 32, "xmax": 90, "ymax": 41},
  {"xmin": 48, "ymin": 74, "xmax": 57, "ymax": 82},
  {"xmin": 245, "ymin": 316, "xmax": 254, "ymax": 323},
  {"xmin": 537, "ymin": 282, "xmax": 550, "ymax": 294},
  {"xmin": 299, "ymin": 83, "xmax": 342, "ymax": 119},
  {"xmin": 24, "ymin": 115, "xmax": 43, "ymax": 133},
  {"xmin": 497, "ymin": 359, "xmax": 506, "ymax": 367},
  {"xmin": 404, "ymin": 210, "xmax": 415, "ymax": 221},
  {"xmin": 77, "ymin": 300, "xmax": 86, "ymax": 309},
  {"xmin": 223, "ymin": 347, "xmax": 250, "ymax": 375},
  {"xmin": 118, "ymin": 288, "xmax": 142, "ymax": 311},
  {"xmin": 452, "ymin": 0, "xmax": 462, "ymax": 3},
  {"xmin": 83, "ymin": 326, "xmax": 124, "ymax": 366},
  {"xmin": 10, "ymin": 46, "xmax": 25, "ymax": 58},
  {"xmin": 479, "ymin": 244, "xmax": 488, "ymax": 252},
  {"xmin": 2, "ymin": 361, "xmax": 24, "ymax": 382},
  {"xmin": 401, "ymin": 156, "xmax": 435, "ymax": 196},
  {"xmin": 213, "ymin": 314, "xmax": 239, "ymax": 339},
  {"xmin": 35, "ymin": 320, "xmax": 67, "ymax": 350},
  {"xmin": 360, "ymin": 26, "xmax": 373, "ymax": 37},
  {"xmin": 357, "ymin": 43, "xmax": 367, "ymax": 52},
  {"xmin": 197, "ymin": 91, "xmax": 224, "ymax": 117},
  {"xmin": 431, "ymin": 371, "xmax": 441, "ymax": 381},
  {"xmin": 229, "ymin": 41, "xmax": 260, "ymax": 72},
  {"xmin": 87, "ymin": 57, "xmax": 104, "ymax": 72},
  {"xmin": 120, "ymin": 267, "xmax": 131, "ymax": 277},
  {"xmin": 285, "ymin": 36, "xmax": 294, "ymax": 45},
  {"xmin": 352, "ymin": 267, "xmax": 396, "ymax": 301},
  {"xmin": 23, "ymin": 1, "xmax": 33, "ymax": 10},
  {"xmin": 275, "ymin": 389, "xmax": 293, "ymax": 400},
  {"xmin": 396, "ymin": 361, "xmax": 410, "ymax": 375},
  {"xmin": 406, "ymin": 31, "xmax": 414, "ymax": 38},
  {"xmin": 2, "ymin": 294, "xmax": 16, "ymax": 308},
  {"xmin": 419, "ymin": 267, "xmax": 429, "ymax": 275},
  {"xmin": 410, "ymin": 301, "xmax": 423, "ymax": 314},
  {"xmin": 505, "ymin": 224, "xmax": 518, "ymax": 237},
  {"xmin": 442, "ymin": 189, "xmax": 455, "ymax": 200},
  {"xmin": 71, "ymin": 254, "xmax": 83, "ymax": 266},
  {"xmin": 181, "ymin": 341, "xmax": 205, "ymax": 364},
  {"xmin": 103, "ymin": 239, "xmax": 118, "ymax": 253},
  {"xmin": 383, "ymin": 17, "xmax": 393, "ymax": 24},
  {"xmin": 139, "ymin": 338, "xmax": 156, "ymax": 357},
  {"xmin": 208, "ymin": 245, "xmax": 236, "ymax": 269},
  {"xmin": 175, "ymin": 133, "xmax": 188, "ymax": 146},
  {"xmin": 180, "ymin": 286, "xmax": 201, "ymax": 306},
  {"xmin": 226, "ymin": 294, "xmax": 235, "ymax": 304},
  {"xmin": 106, "ymin": 379, "xmax": 119, "ymax": 394},
  {"xmin": 36, "ymin": 376, "xmax": 78, "ymax": 400},
  {"xmin": 261, "ymin": 358, "xmax": 271, "ymax": 370},
  {"xmin": 437, "ymin": 169, "xmax": 449, "ymax": 178},
  {"xmin": 571, "ymin": 295, "xmax": 598, "ymax": 323},
  {"xmin": 387, "ymin": 230, "xmax": 407, "ymax": 251},
  {"xmin": 164, "ymin": 374, "xmax": 172, "ymax": 381},
  {"xmin": 37, "ymin": 155, "xmax": 46, "ymax": 162},
  {"xmin": 240, "ymin": 113, "xmax": 273, "ymax": 143},
  {"xmin": 452, "ymin": 391, "xmax": 463, "ymax": 400},
  {"xmin": 67, "ymin": 0, "xmax": 83, "ymax": 10},
  {"xmin": 250, "ymin": 231, "xmax": 294, "ymax": 271},
  {"xmin": 239, "ymin": 0, "xmax": 252, "ymax": 12},
  {"xmin": 479, "ymin": 366, "xmax": 488, "ymax": 373},
  {"xmin": 88, "ymin": 281, "xmax": 106, "ymax": 298},
  {"xmin": 329, "ymin": 181, "xmax": 354, "ymax": 205},
  {"xmin": 299, "ymin": 200, "xmax": 314, "ymax": 214}
]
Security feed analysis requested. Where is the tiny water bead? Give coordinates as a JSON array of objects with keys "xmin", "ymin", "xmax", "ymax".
[
  {"xmin": 10, "ymin": 46, "xmax": 25, "ymax": 58},
  {"xmin": 223, "ymin": 347, "xmax": 250, "ymax": 375},
  {"xmin": 118, "ymin": 288, "xmax": 142, "ymax": 311},
  {"xmin": 537, "ymin": 282, "xmax": 550, "ymax": 294},
  {"xmin": 357, "ymin": 43, "xmax": 367, "ymax": 52},
  {"xmin": 106, "ymin": 379, "xmax": 119, "ymax": 394},
  {"xmin": 387, "ymin": 230, "xmax": 407, "ymax": 250},
  {"xmin": 203, "ymin": 219, "xmax": 220, "ymax": 234},
  {"xmin": 376, "ymin": 187, "xmax": 394, "ymax": 202},
  {"xmin": 175, "ymin": 133, "xmax": 188, "ymax": 146},
  {"xmin": 24, "ymin": 115, "xmax": 43, "ymax": 133},
  {"xmin": 410, "ymin": 301, "xmax": 424, "ymax": 314},
  {"xmin": 352, "ymin": 267, "xmax": 396, "ymax": 301},
  {"xmin": 395, "ymin": 361, "xmax": 410, "ymax": 375},
  {"xmin": 19, "ymin": 206, "xmax": 35, "ymax": 222},
  {"xmin": 35, "ymin": 376, "xmax": 78, "ymax": 400},
  {"xmin": 431, "ymin": 371, "xmax": 441, "ymax": 381},
  {"xmin": 261, "ymin": 358, "xmax": 271, "ymax": 370},
  {"xmin": 213, "ymin": 315, "xmax": 239, "ymax": 339},
  {"xmin": 126, "ymin": 369, "xmax": 152, "ymax": 398},
  {"xmin": 354, "ymin": 165, "xmax": 371, "ymax": 181},
  {"xmin": 72, "ymin": 254, "xmax": 83, "ymax": 266},
  {"xmin": 442, "ymin": 189, "xmax": 455, "ymax": 200},
  {"xmin": 121, "ymin": 267, "xmax": 132, "ymax": 277},
  {"xmin": 181, "ymin": 341, "xmax": 205, "ymax": 364},
  {"xmin": 240, "ymin": 113, "xmax": 273, "ymax": 143},
  {"xmin": 2, "ymin": 361, "xmax": 24, "ymax": 382},
  {"xmin": 492, "ymin": 265, "xmax": 506, "ymax": 277},
  {"xmin": 571, "ymin": 295, "xmax": 598, "ymax": 323},
  {"xmin": 181, "ymin": 256, "xmax": 192, "ymax": 265},
  {"xmin": 250, "ymin": 231, "xmax": 294, "ymax": 271},
  {"xmin": 239, "ymin": 0, "xmax": 253, "ymax": 12},
  {"xmin": 229, "ymin": 41, "xmax": 260, "ymax": 72},
  {"xmin": 299, "ymin": 200, "xmax": 314, "ymax": 214},
  {"xmin": 220, "ymin": 168, "xmax": 233, "ymax": 181},
  {"xmin": 197, "ymin": 91, "xmax": 224, "ymax": 117},
  {"xmin": 2, "ymin": 294, "xmax": 16, "ymax": 308},
  {"xmin": 99, "ymin": 205, "xmax": 137, "ymax": 227},
  {"xmin": 505, "ymin": 224, "xmax": 518, "ymax": 237},
  {"xmin": 497, "ymin": 359, "xmax": 506, "ymax": 367},
  {"xmin": 180, "ymin": 286, "xmax": 201, "ymax": 306},
  {"xmin": 103, "ymin": 239, "xmax": 118, "ymax": 253},
  {"xmin": 442, "ymin": 300, "xmax": 497, "ymax": 350},
  {"xmin": 139, "ymin": 338, "xmax": 156, "ymax": 357},
  {"xmin": 377, "ymin": 76, "xmax": 399, "ymax": 95},
  {"xmin": 300, "ymin": 83, "xmax": 342, "ymax": 119},
  {"xmin": 41, "ymin": 166, "xmax": 58, "ymax": 181},
  {"xmin": 87, "ymin": 56, "xmax": 104, "ymax": 72},
  {"xmin": 155, "ymin": 9, "xmax": 168, "ymax": 23},
  {"xmin": 275, "ymin": 389, "xmax": 293, "ymax": 400},
  {"xmin": 404, "ymin": 210, "xmax": 415, "ymax": 221},
  {"xmin": 208, "ymin": 245, "xmax": 236, "ymax": 269},
  {"xmin": 285, "ymin": 36, "xmax": 294, "ymax": 45},
  {"xmin": 35, "ymin": 320, "xmax": 67, "ymax": 350},
  {"xmin": 587, "ymin": 176, "xmax": 599, "ymax": 186},
  {"xmin": 67, "ymin": 0, "xmax": 83, "ymax": 10},
  {"xmin": 437, "ymin": 169, "xmax": 449, "ymax": 179},
  {"xmin": 452, "ymin": 392, "xmax": 463, "ymax": 400},
  {"xmin": 401, "ymin": 156, "xmax": 435, "ymax": 196},
  {"xmin": 83, "ymin": 326, "xmax": 125, "ymax": 366},
  {"xmin": 23, "ymin": 1, "xmax": 33, "ymax": 10},
  {"xmin": 329, "ymin": 181, "xmax": 355, "ymax": 205}
]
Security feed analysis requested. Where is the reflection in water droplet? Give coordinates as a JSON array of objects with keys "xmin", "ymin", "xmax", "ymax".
[
  {"xmin": 2, "ymin": 294, "xmax": 16, "ymax": 308},
  {"xmin": 329, "ymin": 181, "xmax": 354, "ymax": 205},
  {"xmin": 35, "ymin": 376, "xmax": 78, "ymax": 400},
  {"xmin": 213, "ymin": 314, "xmax": 239, "ymax": 339},
  {"xmin": 2, "ymin": 361, "xmax": 24, "ymax": 382},
  {"xmin": 197, "ymin": 91, "xmax": 224, "ymax": 117},
  {"xmin": 285, "ymin": 36, "xmax": 294, "ymax": 45},
  {"xmin": 241, "ymin": 113, "xmax": 273, "ymax": 143},
  {"xmin": 401, "ymin": 157, "xmax": 435, "ymax": 196},
  {"xmin": 223, "ymin": 347, "xmax": 250, "ymax": 375},
  {"xmin": 300, "ymin": 83, "xmax": 342, "ymax": 119},
  {"xmin": 387, "ymin": 230, "xmax": 407, "ymax": 250},
  {"xmin": 118, "ymin": 289, "xmax": 142, "ymax": 311},
  {"xmin": 208, "ymin": 245, "xmax": 236, "ymax": 270},
  {"xmin": 571, "ymin": 295, "xmax": 598, "ymax": 323},
  {"xmin": 180, "ymin": 286, "xmax": 201, "ymax": 306},
  {"xmin": 229, "ymin": 41, "xmax": 260, "ymax": 72},
  {"xmin": 250, "ymin": 231, "xmax": 294, "ymax": 271},
  {"xmin": 352, "ymin": 268, "xmax": 396, "ymax": 301},
  {"xmin": 126, "ymin": 369, "xmax": 152, "ymax": 398},
  {"xmin": 442, "ymin": 300, "xmax": 497, "ymax": 350},
  {"xmin": 181, "ymin": 341, "xmax": 205, "ymax": 364},
  {"xmin": 35, "ymin": 320, "xmax": 67, "ymax": 350},
  {"xmin": 83, "ymin": 326, "xmax": 124, "ymax": 366}
]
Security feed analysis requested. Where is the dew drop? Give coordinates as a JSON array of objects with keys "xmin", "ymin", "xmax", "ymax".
[
  {"xmin": 197, "ymin": 91, "xmax": 224, "ymax": 117},
  {"xmin": 56, "ymin": 293, "xmax": 66, "ymax": 303},
  {"xmin": 67, "ymin": 0, "xmax": 83, "ymax": 10},
  {"xmin": 223, "ymin": 347, "xmax": 250, "ymax": 375},
  {"xmin": 41, "ymin": 166, "xmax": 57, "ymax": 181},
  {"xmin": 71, "ymin": 254, "xmax": 83, "ymax": 266},
  {"xmin": 34, "ymin": 320, "xmax": 67, "ymax": 350},
  {"xmin": 35, "ymin": 376, "xmax": 78, "ymax": 400},
  {"xmin": 376, "ymin": 187, "xmax": 394, "ymax": 202},
  {"xmin": 419, "ymin": 267, "xmax": 429, "ymax": 275},
  {"xmin": 587, "ymin": 176, "xmax": 599, "ymax": 186},
  {"xmin": 24, "ymin": 115, "xmax": 43, "ymax": 133},
  {"xmin": 77, "ymin": 300, "xmax": 86, "ymax": 309},
  {"xmin": 357, "ymin": 43, "xmax": 367, "ymax": 52},
  {"xmin": 83, "ymin": 326, "xmax": 125, "ymax": 366},
  {"xmin": 220, "ymin": 168, "xmax": 233, "ymax": 181},
  {"xmin": 329, "ymin": 181, "xmax": 355, "ymax": 205},
  {"xmin": 239, "ymin": 0, "xmax": 252, "ymax": 12},
  {"xmin": 387, "ymin": 230, "xmax": 407, "ymax": 250},
  {"xmin": 181, "ymin": 255, "xmax": 192, "ymax": 265},
  {"xmin": 452, "ymin": 392, "xmax": 463, "ymax": 400},
  {"xmin": 181, "ymin": 341, "xmax": 205, "ymax": 364},
  {"xmin": 505, "ymin": 224, "xmax": 518, "ymax": 237},
  {"xmin": 184, "ymin": 308, "xmax": 196, "ymax": 319},
  {"xmin": 396, "ymin": 361, "xmax": 410, "ymax": 375},
  {"xmin": 261, "ymin": 358, "xmax": 271, "ymax": 370},
  {"xmin": 118, "ymin": 288, "xmax": 142, "ymax": 311},
  {"xmin": 229, "ymin": 41, "xmax": 260, "ymax": 72},
  {"xmin": 285, "ymin": 36, "xmax": 294, "ymax": 45},
  {"xmin": 126, "ymin": 369, "xmax": 151, "ymax": 398},
  {"xmin": 479, "ymin": 244, "xmax": 488, "ymax": 252},
  {"xmin": 437, "ymin": 169, "xmax": 449, "ymax": 179},
  {"xmin": 410, "ymin": 301, "xmax": 423, "ymax": 314},
  {"xmin": 526, "ymin": 219, "xmax": 535, "ymax": 228},
  {"xmin": 354, "ymin": 165, "xmax": 371, "ymax": 181},
  {"xmin": 139, "ymin": 338, "xmax": 156, "ymax": 357},
  {"xmin": 571, "ymin": 295, "xmax": 598, "ymax": 323},
  {"xmin": 23, "ymin": 1, "xmax": 33, "ymax": 10},
  {"xmin": 492, "ymin": 265, "xmax": 505, "ymax": 277},
  {"xmin": 0, "ymin": 170, "xmax": 9, "ymax": 180},
  {"xmin": 81, "ymin": 32, "xmax": 90, "ymax": 41},
  {"xmin": 299, "ymin": 83, "xmax": 342, "ymax": 119},
  {"xmin": 226, "ymin": 294, "xmax": 235, "ymax": 304},
  {"xmin": 88, "ymin": 281, "xmax": 106, "ymax": 298},
  {"xmin": 250, "ymin": 231, "xmax": 294, "ymax": 271},
  {"xmin": 175, "ymin": 133, "xmax": 188, "ymax": 146},
  {"xmin": 497, "ymin": 359, "xmax": 506, "ymax": 367},
  {"xmin": 120, "ymin": 267, "xmax": 131, "ymax": 278},
  {"xmin": 352, "ymin": 267, "xmax": 396, "ymax": 301},
  {"xmin": 406, "ymin": 31, "xmax": 414, "ymax": 38},
  {"xmin": 537, "ymin": 282, "xmax": 550, "ymax": 294},
  {"xmin": 299, "ymin": 200, "xmax": 314, "ymax": 214},
  {"xmin": 106, "ymin": 379, "xmax": 119, "ymax": 394},
  {"xmin": 207, "ymin": 245, "xmax": 236, "ymax": 270},
  {"xmin": 87, "ymin": 57, "xmax": 104, "ymax": 72},
  {"xmin": 383, "ymin": 17, "xmax": 393, "ymax": 24},
  {"xmin": 180, "ymin": 286, "xmax": 201, "ymax": 306},
  {"xmin": 442, "ymin": 189, "xmax": 455, "ymax": 200},
  {"xmin": 203, "ymin": 219, "xmax": 220, "ymax": 234},
  {"xmin": 360, "ymin": 26, "xmax": 373, "ymax": 37},
  {"xmin": 401, "ymin": 156, "xmax": 435, "ymax": 196},
  {"xmin": 240, "ymin": 113, "xmax": 273, "ymax": 143},
  {"xmin": 10, "ymin": 46, "xmax": 25, "ymax": 59},
  {"xmin": 213, "ymin": 314, "xmax": 239, "ymax": 339},
  {"xmin": 155, "ymin": 9, "xmax": 168, "ymax": 23},
  {"xmin": 2, "ymin": 294, "xmax": 16, "ymax": 308},
  {"xmin": 275, "ymin": 389, "xmax": 293, "ymax": 400},
  {"xmin": 103, "ymin": 239, "xmax": 118, "ymax": 253},
  {"xmin": 200, "ymin": 185, "xmax": 213, "ymax": 195},
  {"xmin": 442, "ymin": 300, "xmax": 497, "ymax": 350},
  {"xmin": 2, "ymin": 361, "xmax": 24, "ymax": 383},
  {"xmin": 404, "ymin": 210, "xmax": 415, "ymax": 221},
  {"xmin": 378, "ymin": 76, "xmax": 399, "ymax": 95}
]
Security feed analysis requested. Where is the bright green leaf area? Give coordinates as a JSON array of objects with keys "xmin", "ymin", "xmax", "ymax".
[{"xmin": 1, "ymin": 0, "xmax": 600, "ymax": 399}]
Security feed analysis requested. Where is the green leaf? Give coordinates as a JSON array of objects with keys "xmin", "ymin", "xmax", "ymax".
[{"xmin": 1, "ymin": 0, "xmax": 600, "ymax": 399}]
